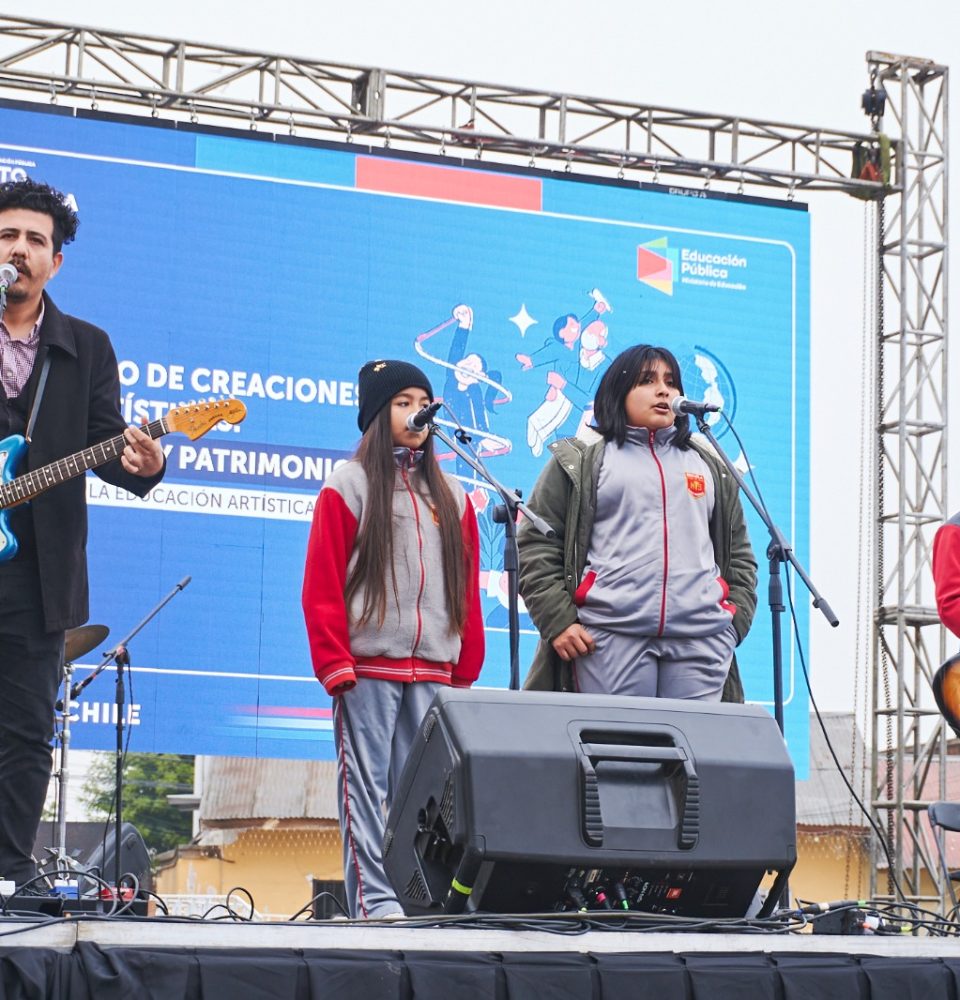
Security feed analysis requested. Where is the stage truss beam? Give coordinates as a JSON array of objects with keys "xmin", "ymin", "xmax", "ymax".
[
  {"xmin": 869, "ymin": 51, "xmax": 950, "ymax": 908},
  {"xmin": 0, "ymin": 14, "xmax": 885, "ymax": 196}
]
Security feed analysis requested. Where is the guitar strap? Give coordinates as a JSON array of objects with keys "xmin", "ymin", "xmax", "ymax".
[{"xmin": 24, "ymin": 352, "xmax": 52, "ymax": 444}]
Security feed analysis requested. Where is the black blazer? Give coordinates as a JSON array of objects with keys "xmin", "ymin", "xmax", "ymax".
[{"xmin": 23, "ymin": 293, "xmax": 164, "ymax": 632}]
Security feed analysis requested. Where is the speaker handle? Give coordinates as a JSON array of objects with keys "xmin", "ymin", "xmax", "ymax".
[
  {"xmin": 580, "ymin": 743, "xmax": 684, "ymax": 764},
  {"xmin": 578, "ymin": 742, "xmax": 700, "ymax": 850}
]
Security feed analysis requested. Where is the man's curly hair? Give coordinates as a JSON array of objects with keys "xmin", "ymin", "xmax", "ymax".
[{"xmin": 0, "ymin": 178, "xmax": 79, "ymax": 253}]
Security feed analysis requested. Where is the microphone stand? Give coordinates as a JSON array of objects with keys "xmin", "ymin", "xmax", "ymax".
[
  {"xmin": 53, "ymin": 659, "xmax": 77, "ymax": 875},
  {"xmin": 428, "ymin": 410, "xmax": 554, "ymax": 690},
  {"xmin": 690, "ymin": 414, "xmax": 838, "ymax": 734},
  {"xmin": 67, "ymin": 576, "xmax": 191, "ymax": 889}
]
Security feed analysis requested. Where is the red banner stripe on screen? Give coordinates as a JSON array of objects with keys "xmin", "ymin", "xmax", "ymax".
[
  {"xmin": 238, "ymin": 706, "xmax": 334, "ymax": 718},
  {"xmin": 355, "ymin": 156, "xmax": 542, "ymax": 211}
]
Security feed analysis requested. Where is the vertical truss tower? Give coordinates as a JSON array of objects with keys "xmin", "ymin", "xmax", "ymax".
[{"xmin": 869, "ymin": 51, "xmax": 950, "ymax": 905}]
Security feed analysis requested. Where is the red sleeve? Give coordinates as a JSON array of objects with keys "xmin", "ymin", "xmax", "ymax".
[
  {"xmin": 451, "ymin": 497, "xmax": 485, "ymax": 687},
  {"xmin": 302, "ymin": 488, "xmax": 360, "ymax": 695},
  {"xmin": 934, "ymin": 523, "xmax": 960, "ymax": 639}
]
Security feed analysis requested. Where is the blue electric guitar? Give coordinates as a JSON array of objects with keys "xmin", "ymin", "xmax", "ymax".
[{"xmin": 0, "ymin": 398, "xmax": 247, "ymax": 562}]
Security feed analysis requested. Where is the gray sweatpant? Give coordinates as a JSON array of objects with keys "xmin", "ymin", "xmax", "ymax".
[
  {"xmin": 333, "ymin": 678, "xmax": 442, "ymax": 918},
  {"xmin": 572, "ymin": 624, "xmax": 738, "ymax": 700}
]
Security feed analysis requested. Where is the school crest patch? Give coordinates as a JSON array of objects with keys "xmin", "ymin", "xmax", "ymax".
[{"xmin": 685, "ymin": 472, "xmax": 706, "ymax": 499}]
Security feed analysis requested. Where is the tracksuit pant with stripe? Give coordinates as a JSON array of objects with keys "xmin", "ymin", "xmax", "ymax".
[{"xmin": 333, "ymin": 678, "xmax": 442, "ymax": 919}]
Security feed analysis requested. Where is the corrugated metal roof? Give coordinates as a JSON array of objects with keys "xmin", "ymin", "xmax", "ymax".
[
  {"xmin": 796, "ymin": 712, "xmax": 870, "ymax": 829},
  {"xmin": 798, "ymin": 717, "xmax": 960, "ymax": 867},
  {"xmin": 198, "ymin": 757, "xmax": 339, "ymax": 822}
]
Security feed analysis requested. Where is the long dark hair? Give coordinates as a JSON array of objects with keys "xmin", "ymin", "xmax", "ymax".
[
  {"xmin": 344, "ymin": 406, "xmax": 469, "ymax": 634},
  {"xmin": 592, "ymin": 344, "xmax": 691, "ymax": 448}
]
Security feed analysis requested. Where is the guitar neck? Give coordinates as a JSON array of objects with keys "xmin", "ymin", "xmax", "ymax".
[{"xmin": 0, "ymin": 416, "xmax": 168, "ymax": 510}]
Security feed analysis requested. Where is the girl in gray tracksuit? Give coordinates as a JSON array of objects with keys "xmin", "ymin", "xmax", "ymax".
[
  {"xmin": 303, "ymin": 359, "xmax": 484, "ymax": 918},
  {"xmin": 518, "ymin": 343, "xmax": 757, "ymax": 700}
]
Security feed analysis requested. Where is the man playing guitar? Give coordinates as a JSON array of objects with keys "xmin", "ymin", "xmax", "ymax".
[{"xmin": 0, "ymin": 178, "xmax": 164, "ymax": 893}]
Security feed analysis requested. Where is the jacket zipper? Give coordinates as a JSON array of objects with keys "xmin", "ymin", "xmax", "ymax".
[
  {"xmin": 400, "ymin": 465, "xmax": 426, "ymax": 656},
  {"xmin": 648, "ymin": 430, "xmax": 669, "ymax": 636}
]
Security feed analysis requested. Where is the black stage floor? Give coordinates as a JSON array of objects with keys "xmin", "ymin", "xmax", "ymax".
[{"xmin": 2, "ymin": 915, "xmax": 960, "ymax": 999}]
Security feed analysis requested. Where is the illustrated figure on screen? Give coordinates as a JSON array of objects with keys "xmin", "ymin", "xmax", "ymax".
[
  {"xmin": 0, "ymin": 179, "xmax": 165, "ymax": 894},
  {"xmin": 415, "ymin": 304, "xmax": 512, "ymax": 483},
  {"xmin": 675, "ymin": 342, "xmax": 757, "ymax": 475},
  {"xmin": 301, "ymin": 359, "xmax": 485, "ymax": 919},
  {"xmin": 564, "ymin": 291, "xmax": 613, "ymax": 439},
  {"xmin": 478, "ymin": 564, "xmax": 531, "ymax": 629},
  {"xmin": 517, "ymin": 343, "xmax": 757, "ymax": 704},
  {"xmin": 516, "ymin": 288, "xmax": 610, "ymax": 456}
]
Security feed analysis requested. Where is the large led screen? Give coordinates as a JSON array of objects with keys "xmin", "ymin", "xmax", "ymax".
[{"xmin": 0, "ymin": 103, "xmax": 811, "ymax": 771}]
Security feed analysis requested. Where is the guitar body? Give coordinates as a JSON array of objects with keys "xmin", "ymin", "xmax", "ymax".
[
  {"xmin": 0, "ymin": 433, "xmax": 28, "ymax": 563},
  {"xmin": 0, "ymin": 399, "xmax": 246, "ymax": 566}
]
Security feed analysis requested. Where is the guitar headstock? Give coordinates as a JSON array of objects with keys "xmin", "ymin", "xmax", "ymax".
[{"xmin": 166, "ymin": 399, "xmax": 247, "ymax": 440}]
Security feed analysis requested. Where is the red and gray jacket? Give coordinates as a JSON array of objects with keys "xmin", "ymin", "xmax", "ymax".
[
  {"xmin": 934, "ymin": 513, "xmax": 960, "ymax": 639},
  {"xmin": 302, "ymin": 451, "xmax": 484, "ymax": 695}
]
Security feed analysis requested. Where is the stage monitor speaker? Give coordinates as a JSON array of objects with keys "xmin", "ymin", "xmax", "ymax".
[
  {"xmin": 384, "ymin": 689, "xmax": 795, "ymax": 918},
  {"xmin": 80, "ymin": 822, "xmax": 152, "ymax": 894}
]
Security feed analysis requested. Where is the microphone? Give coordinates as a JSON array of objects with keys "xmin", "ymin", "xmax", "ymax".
[
  {"xmin": 405, "ymin": 400, "xmax": 442, "ymax": 431},
  {"xmin": 0, "ymin": 263, "xmax": 18, "ymax": 288},
  {"xmin": 670, "ymin": 395, "xmax": 721, "ymax": 417}
]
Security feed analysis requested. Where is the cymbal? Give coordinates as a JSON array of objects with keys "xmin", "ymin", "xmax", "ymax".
[{"xmin": 64, "ymin": 624, "xmax": 109, "ymax": 663}]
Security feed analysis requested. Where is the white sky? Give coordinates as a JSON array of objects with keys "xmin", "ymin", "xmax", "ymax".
[{"xmin": 20, "ymin": 0, "xmax": 960, "ymax": 717}]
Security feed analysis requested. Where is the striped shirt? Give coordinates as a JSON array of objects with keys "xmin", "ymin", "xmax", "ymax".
[{"xmin": 0, "ymin": 301, "xmax": 43, "ymax": 398}]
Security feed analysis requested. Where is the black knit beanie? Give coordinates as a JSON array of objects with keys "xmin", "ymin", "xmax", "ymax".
[{"xmin": 356, "ymin": 359, "xmax": 434, "ymax": 433}]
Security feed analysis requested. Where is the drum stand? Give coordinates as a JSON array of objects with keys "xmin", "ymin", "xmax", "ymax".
[
  {"xmin": 42, "ymin": 624, "xmax": 109, "ymax": 878},
  {"xmin": 47, "ymin": 661, "xmax": 79, "ymax": 874}
]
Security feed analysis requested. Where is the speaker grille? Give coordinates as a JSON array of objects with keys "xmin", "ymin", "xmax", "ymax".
[
  {"xmin": 439, "ymin": 772, "xmax": 455, "ymax": 832},
  {"xmin": 405, "ymin": 869, "xmax": 428, "ymax": 903},
  {"xmin": 422, "ymin": 712, "xmax": 437, "ymax": 742}
]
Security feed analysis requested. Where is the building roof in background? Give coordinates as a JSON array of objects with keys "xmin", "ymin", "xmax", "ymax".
[
  {"xmin": 793, "ymin": 712, "xmax": 869, "ymax": 830},
  {"xmin": 199, "ymin": 758, "xmax": 338, "ymax": 823},
  {"xmin": 798, "ymin": 712, "xmax": 960, "ymax": 872}
]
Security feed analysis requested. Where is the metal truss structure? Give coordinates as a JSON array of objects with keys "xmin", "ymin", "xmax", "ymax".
[
  {"xmin": 0, "ymin": 16, "xmax": 949, "ymax": 905},
  {"xmin": 0, "ymin": 15, "xmax": 885, "ymax": 196},
  {"xmin": 867, "ymin": 52, "xmax": 951, "ymax": 907}
]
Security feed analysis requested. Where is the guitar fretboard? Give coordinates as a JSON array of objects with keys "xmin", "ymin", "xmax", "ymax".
[{"xmin": 0, "ymin": 416, "xmax": 168, "ymax": 510}]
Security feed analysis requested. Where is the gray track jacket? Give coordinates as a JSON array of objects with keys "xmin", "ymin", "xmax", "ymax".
[{"xmin": 518, "ymin": 433, "xmax": 758, "ymax": 701}]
